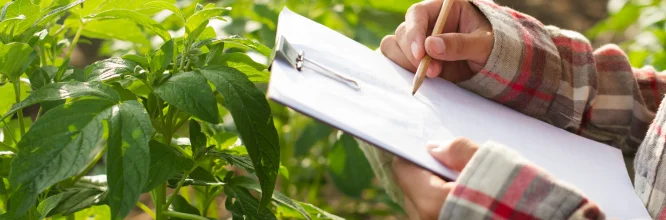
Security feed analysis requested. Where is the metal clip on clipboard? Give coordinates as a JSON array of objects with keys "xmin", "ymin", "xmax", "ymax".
[{"xmin": 270, "ymin": 36, "xmax": 360, "ymax": 90}]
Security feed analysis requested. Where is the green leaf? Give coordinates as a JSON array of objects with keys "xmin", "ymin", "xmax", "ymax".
[
  {"xmin": 2, "ymin": 0, "xmax": 39, "ymax": 38},
  {"xmin": 211, "ymin": 132, "xmax": 238, "ymax": 148},
  {"xmin": 231, "ymin": 176, "xmax": 310, "ymax": 220},
  {"xmin": 85, "ymin": 9, "xmax": 171, "ymax": 41},
  {"xmin": 143, "ymin": 1, "xmax": 184, "ymax": 22},
  {"xmin": 185, "ymin": 7, "xmax": 229, "ymax": 37},
  {"xmin": 121, "ymin": 54, "xmax": 149, "ymax": 69},
  {"xmin": 0, "ymin": 2, "xmax": 13, "ymax": 21},
  {"xmin": 35, "ymin": 0, "xmax": 85, "ymax": 26},
  {"xmin": 84, "ymin": 57, "xmax": 140, "ymax": 81},
  {"xmin": 106, "ymin": 100, "xmax": 153, "ymax": 219},
  {"xmin": 0, "ymin": 80, "xmax": 29, "ymax": 117},
  {"xmin": 295, "ymin": 121, "xmax": 333, "ymax": 157},
  {"xmin": 189, "ymin": 120, "xmax": 206, "ymax": 158},
  {"xmin": 78, "ymin": 20, "xmax": 151, "ymax": 45},
  {"xmin": 296, "ymin": 202, "xmax": 344, "ymax": 220},
  {"xmin": 209, "ymin": 150, "xmax": 254, "ymax": 173},
  {"xmin": 143, "ymin": 140, "xmax": 194, "ymax": 192},
  {"xmin": 28, "ymin": 66, "xmax": 53, "ymax": 89},
  {"xmin": 199, "ymin": 66, "xmax": 280, "ymax": 209},
  {"xmin": 74, "ymin": 205, "xmax": 111, "ymax": 220},
  {"xmin": 8, "ymin": 99, "xmax": 115, "ymax": 217},
  {"xmin": 171, "ymin": 195, "xmax": 200, "ymax": 218},
  {"xmin": 49, "ymin": 187, "xmax": 107, "ymax": 216},
  {"xmin": 214, "ymin": 52, "xmax": 269, "ymax": 83},
  {"xmin": 0, "ymin": 15, "xmax": 25, "ymax": 40},
  {"xmin": 0, "ymin": 42, "xmax": 37, "ymax": 81},
  {"xmin": 36, "ymin": 192, "xmax": 63, "ymax": 220},
  {"xmin": 73, "ymin": 0, "xmax": 162, "ymax": 16},
  {"xmin": 0, "ymin": 117, "xmax": 32, "ymax": 149},
  {"xmin": 154, "ymin": 71, "xmax": 219, "ymax": 124},
  {"xmin": 224, "ymin": 183, "xmax": 277, "ymax": 220},
  {"xmin": 327, "ymin": 133, "xmax": 374, "ymax": 197},
  {"xmin": 192, "ymin": 36, "xmax": 271, "ymax": 57},
  {"xmin": 2, "ymin": 81, "xmax": 120, "ymax": 120},
  {"xmin": 149, "ymin": 40, "xmax": 174, "ymax": 78},
  {"xmin": 0, "ymin": 152, "xmax": 13, "ymax": 177}
]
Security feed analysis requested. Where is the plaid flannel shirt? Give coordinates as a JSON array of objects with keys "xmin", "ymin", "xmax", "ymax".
[
  {"xmin": 442, "ymin": 0, "xmax": 666, "ymax": 218},
  {"xmin": 360, "ymin": 0, "xmax": 666, "ymax": 219}
]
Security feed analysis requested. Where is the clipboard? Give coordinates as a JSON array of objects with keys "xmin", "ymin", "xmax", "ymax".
[{"xmin": 266, "ymin": 7, "xmax": 650, "ymax": 218}]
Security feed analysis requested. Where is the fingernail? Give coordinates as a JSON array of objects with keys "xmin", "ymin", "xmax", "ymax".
[
  {"xmin": 426, "ymin": 140, "xmax": 441, "ymax": 148},
  {"xmin": 426, "ymin": 67, "xmax": 436, "ymax": 78},
  {"xmin": 411, "ymin": 41, "xmax": 419, "ymax": 58},
  {"xmin": 430, "ymin": 37, "xmax": 445, "ymax": 55},
  {"xmin": 426, "ymin": 140, "xmax": 447, "ymax": 153},
  {"xmin": 428, "ymin": 140, "xmax": 453, "ymax": 153}
]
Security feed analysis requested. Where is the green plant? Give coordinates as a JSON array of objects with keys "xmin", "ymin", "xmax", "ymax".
[
  {"xmin": 0, "ymin": 0, "xmax": 339, "ymax": 219},
  {"xmin": 587, "ymin": 0, "xmax": 666, "ymax": 69}
]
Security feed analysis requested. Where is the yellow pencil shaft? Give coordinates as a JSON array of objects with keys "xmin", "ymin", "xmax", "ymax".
[{"xmin": 411, "ymin": 0, "xmax": 455, "ymax": 95}]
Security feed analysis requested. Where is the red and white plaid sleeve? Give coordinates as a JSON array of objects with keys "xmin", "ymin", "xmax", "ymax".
[
  {"xmin": 440, "ymin": 142, "xmax": 603, "ymax": 219},
  {"xmin": 460, "ymin": 0, "xmax": 655, "ymax": 153},
  {"xmin": 438, "ymin": 0, "xmax": 666, "ymax": 218}
]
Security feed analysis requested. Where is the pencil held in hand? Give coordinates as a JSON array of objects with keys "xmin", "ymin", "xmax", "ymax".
[{"xmin": 411, "ymin": 0, "xmax": 455, "ymax": 95}]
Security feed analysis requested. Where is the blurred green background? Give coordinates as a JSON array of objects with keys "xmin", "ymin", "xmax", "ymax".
[{"xmin": 62, "ymin": 0, "xmax": 662, "ymax": 219}]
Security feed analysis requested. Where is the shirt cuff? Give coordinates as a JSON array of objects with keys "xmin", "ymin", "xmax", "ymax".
[{"xmin": 439, "ymin": 142, "xmax": 603, "ymax": 219}]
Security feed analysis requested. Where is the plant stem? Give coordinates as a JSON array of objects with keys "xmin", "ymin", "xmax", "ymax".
[
  {"xmin": 163, "ymin": 211, "xmax": 209, "ymax": 220},
  {"xmin": 35, "ymin": 107, "xmax": 43, "ymax": 121},
  {"xmin": 0, "ymin": 142, "xmax": 16, "ymax": 153},
  {"xmin": 164, "ymin": 107, "xmax": 176, "ymax": 145},
  {"xmin": 13, "ymin": 81, "xmax": 25, "ymax": 136},
  {"xmin": 136, "ymin": 201, "xmax": 156, "ymax": 219},
  {"xmin": 164, "ymin": 166, "xmax": 197, "ymax": 209},
  {"xmin": 154, "ymin": 184, "xmax": 166, "ymax": 220},
  {"xmin": 172, "ymin": 41, "xmax": 179, "ymax": 74},
  {"xmin": 65, "ymin": 23, "xmax": 84, "ymax": 61},
  {"xmin": 178, "ymin": 45, "xmax": 188, "ymax": 71}
]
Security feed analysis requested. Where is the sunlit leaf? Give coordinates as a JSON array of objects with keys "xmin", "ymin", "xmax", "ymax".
[
  {"xmin": 185, "ymin": 7, "xmax": 230, "ymax": 37},
  {"xmin": 2, "ymin": 81, "xmax": 120, "ymax": 120},
  {"xmin": 85, "ymin": 9, "xmax": 171, "ymax": 41},
  {"xmin": 0, "ymin": 43, "xmax": 37, "ymax": 81},
  {"xmin": 2, "ymin": 0, "xmax": 39, "ymax": 38},
  {"xmin": 144, "ymin": 1, "xmax": 185, "ymax": 22},
  {"xmin": 213, "ymin": 52, "xmax": 269, "ymax": 83},
  {"xmin": 84, "ymin": 57, "xmax": 140, "ymax": 81},
  {"xmin": 35, "ymin": 0, "xmax": 85, "ymax": 26},
  {"xmin": 192, "ymin": 36, "xmax": 271, "ymax": 57}
]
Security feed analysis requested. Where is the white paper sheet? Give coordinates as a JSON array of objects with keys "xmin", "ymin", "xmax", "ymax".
[{"xmin": 267, "ymin": 8, "xmax": 650, "ymax": 218}]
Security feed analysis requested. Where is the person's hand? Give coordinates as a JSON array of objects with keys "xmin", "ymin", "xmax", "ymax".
[
  {"xmin": 392, "ymin": 138, "xmax": 479, "ymax": 220},
  {"xmin": 380, "ymin": 0, "xmax": 493, "ymax": 83}
]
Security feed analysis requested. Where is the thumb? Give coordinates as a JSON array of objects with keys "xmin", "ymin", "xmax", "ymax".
[
  {"xmin": 424, "ymin": 31, "xmax": 492, "ymax": 62},
  {"xmin": 427, "ymin": 138, "xmax": 479, "ymax": 172}
]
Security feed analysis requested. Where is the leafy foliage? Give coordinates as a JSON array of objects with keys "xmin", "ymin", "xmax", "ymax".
[
  {"xmin": 587, "ymin": 0, "xmax": 666, "ymax": 69},
  {"xmin": 0, "ymin": 0, "xmax": 342, "ymax": 219}
]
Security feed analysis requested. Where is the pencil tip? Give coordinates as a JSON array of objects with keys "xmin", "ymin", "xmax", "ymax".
[{"xmin": 412, "ymin": 91, "xmax": 416, "ymax": 96}]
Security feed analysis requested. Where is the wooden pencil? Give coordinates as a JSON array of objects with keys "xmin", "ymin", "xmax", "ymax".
[{"xmin": 411, "ymin": 0, "xmax": 455, "ymax": 95}]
